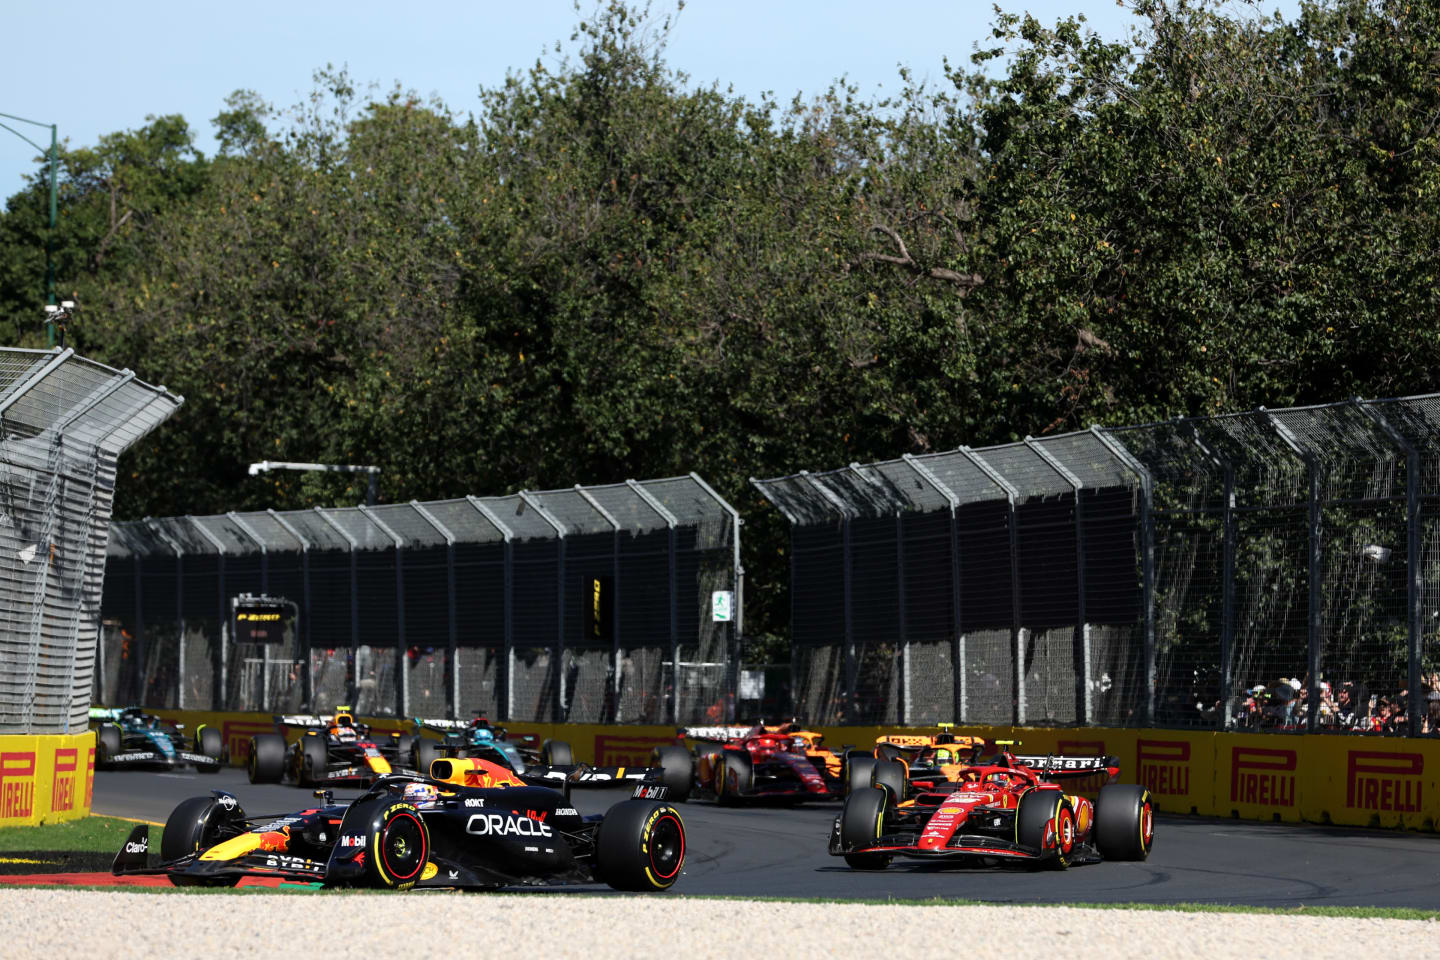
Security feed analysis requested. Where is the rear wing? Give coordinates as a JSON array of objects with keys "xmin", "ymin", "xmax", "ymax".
[
  {"xmin": 89, "ymin": 707, "xmax": 124, "ymax": 722},
  {"xmin": 274, "ymin": 714, "xmax": 334, "ymax": 728},
  {"xmin": 1011, "ymin": 754, "xmax": 1120, "ymax": 780},
  {"xmin": 678, "ymin": 725, "xmax": 752, "ymax": 742}
]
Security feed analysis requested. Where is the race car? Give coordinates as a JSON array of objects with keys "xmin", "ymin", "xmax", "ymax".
[
  {"xmin": 830, "ymin": 740, "xmax": 1153, "ymax": 870},
  {"xmin": 845, "ymin": 723, "xmax": 987, "ymax": 798},
  {"xmin": 407, "ymin": 712, "xmax": 565, "ymax": 775},
  {"xmin": 111, "ymin": 757, "xmax": 685, "ymax": 892},
  {"xmin": 648, "ymin": 720, "xmax": 849, "ymax": 803},
  {"xmin": 90, "ymin": 707, "xmax": 225, "ymax": 773},
  {"xmin": 246, "ymin": 707, "xmax": 414, "ymax": 787}
]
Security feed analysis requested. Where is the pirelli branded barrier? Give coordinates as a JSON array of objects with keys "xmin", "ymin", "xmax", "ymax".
[
  {"xmin": 0, "ymin": 731, "xmax": 96, "ymax": 827},
  {"xmin": 118, "ymin": 710, "xmax": 1438, "ymax": 831}
]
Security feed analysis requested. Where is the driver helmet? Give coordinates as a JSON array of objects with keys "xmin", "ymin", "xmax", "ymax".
[
  {"xmin": 984, "ymin": 771, "xmax": 1014, "ymax": 789},
  {"xmin": 402, "ymin": 781, "xmax": 439, "ymax": 808},
  {"xmin": 932, "ymin": 747, "xmax": 956, "ymax": 766},
  {"xmin": 469, "ymin": 726, "xmax": 495, "ymax": 743}
]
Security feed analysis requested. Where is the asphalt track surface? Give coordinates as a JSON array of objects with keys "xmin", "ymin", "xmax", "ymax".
[{"xmin": 92, "ymin": 768, "xmax": 1440, "ymax": 907}]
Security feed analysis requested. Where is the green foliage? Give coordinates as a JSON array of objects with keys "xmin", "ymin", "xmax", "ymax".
[{"xmin": 2, "ymin": 0, "xmax": 1438, "ymax": 642}]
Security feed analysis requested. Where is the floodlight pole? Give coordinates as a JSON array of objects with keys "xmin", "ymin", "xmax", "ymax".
[{"xmin": 0, "ymin": 112, "xmax": 59, "ymax": 343}]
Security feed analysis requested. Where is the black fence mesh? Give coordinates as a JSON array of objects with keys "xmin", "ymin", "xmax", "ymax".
[{"xmin": 101, "ymin": 475, "xmax": 739, "ymax": 722}]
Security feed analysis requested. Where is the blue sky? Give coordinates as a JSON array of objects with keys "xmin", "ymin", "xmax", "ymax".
[{"xmin": 2, "ymin": 1, "xmax": 1298, "ymax": 196}]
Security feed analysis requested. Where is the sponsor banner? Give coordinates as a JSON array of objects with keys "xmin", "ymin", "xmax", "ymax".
[
  {"xmin": 1221, "ymin": 734, "xmax": 1301, "ymax": 820},
  {"xmin": 1132, "ymin": 731, "xmax": 1211, "ymax": 815},
  {"xmin": 0, "ymin": 731, "xmax": 95, "ymax": 827},
  {"xmin": 1300, "ymin": 739, "xmax": 1435, "ymax": 830}
]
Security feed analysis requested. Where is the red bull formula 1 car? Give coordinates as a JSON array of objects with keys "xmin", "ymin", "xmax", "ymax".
[
  {"xmin": 246, "ymin": 707, "xmax": 416, "ymax": 787},
  {"xmin": 830, "ymin": 740, "xmax": 1153, "ymax": 870},
  {"xmin": 112, "ymin": 755, "xmax": 685, "ymax": 892}
]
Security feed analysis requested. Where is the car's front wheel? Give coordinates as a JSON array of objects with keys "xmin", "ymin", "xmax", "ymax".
[
  {"xmin": 162, "ymin": 795, "xmax": 246, "ymax": 887},
  {"xmin": 595, "ymin": 799, "xmax": 686, "ymax": 891},
  {"xmin": 839, "ymin": 785, "xmax": 890, "ymax": 870},
  {"xmin": 356, "ymin": 800, "xmax": 430, "ymax": 890}
]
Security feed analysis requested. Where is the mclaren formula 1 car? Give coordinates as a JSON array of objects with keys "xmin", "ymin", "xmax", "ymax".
[
  {"xmin": 90, "ymin": 707, "xmax": 225, "ymax": 773},
  {"xmin": 112, "ymin": 757, "xmax": 685, "ymax": 892},
  {"xmin": 246, "ymin": 707, "xmax": 414, "ymax": 787},
  {"xmin": 844, "ymin": 723, "xmax": 987, "ymax": 798},
  {"xmin": 830, "ymin": 741, "xmax": 1153, "ymax": 870},
  {"xmin": 649, "ymin": 720, "xmax": 849, "ymax": 803}
]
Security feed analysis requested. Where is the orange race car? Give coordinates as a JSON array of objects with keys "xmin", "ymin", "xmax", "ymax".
[
  {"xmin": 846, "ymin": 723, "xmax": 988, "ymax": 798},
  {"xmin": 650, "ymin": 719, "xmax": 856, "ymax": 803}
]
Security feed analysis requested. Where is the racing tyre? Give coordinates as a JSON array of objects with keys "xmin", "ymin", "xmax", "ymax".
[
  {"xmin": 650, "ymin": 745, "xmax": 694, "ymax": 803},
  {"xmin": 354, "ymin": 800, "xmax": 430, "ymax": 889},
  {"xmin": 595, "ymin": 799, "xmax": 686, "ymax": 891},
  {"xmin": 872, "ymin": 758, "xmax": 908, "ymax": 803},
  {"xmin": 247, "ymin": 733, "xmax": 287, "ymax": 784},
  {"xmin": 96, "ymin": 725, "xmax": 121, "ymax": 768},
  {"xmin": 162, "ymin": 795, "xmax": 247, "ymax": 887},
  {"xmin": 1094, "ymin": 784, "xmax": 1154, "ymax": 862},
  {"xmin": 195, "ymin": 725, "xmax": 223, "ymax": 773},
  {"xmin": 413, "ymin": 738, "xmax": 443, "ymax": 778},
  {"xmin": 839, "ymin": 785, "xmax": 890, "ymax": 870},
  {"xmin": 298, "ymin": 732, "xmax": 328, "ymax": 787},
  {"xmin": 845, "ymin": 756, "xmax": 877, "ymax": 797},
  {"xmin": 875, "ymin": 742, "xmax": 904, "ymax": 762},
  {"xmin": 1017, "ymin": 790, "xmax": 1077, "ymax": 869},
  {"xmin": 392, "ymin": 733, "xmax": 415, "ymax": 767},
  {"xmin": 540, "ymin": 739, "xmax": 573, "ymax": 766},
  {"xmin": 714, "ymin": 750, "xmax": 752, "ymax": 804}
]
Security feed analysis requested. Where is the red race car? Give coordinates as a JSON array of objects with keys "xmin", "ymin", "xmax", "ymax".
[
  {"xmin": 830, "ymin": 740, "xmax": 1153, "ymax": 869},
  {"xmin": 650, "ymin": 721, "xmax": 846, "ymax": 803}
]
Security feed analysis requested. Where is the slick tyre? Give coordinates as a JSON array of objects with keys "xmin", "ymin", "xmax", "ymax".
[
  {"xmin": 1017, "ymin": 790, "xmax": 1077, "ymax": 869},
  {"xmin": 96, "ymin": 725, "xmax": 121, "ymax": 769},
  {"xmin": 540, "ymin": 739, "xmax": 573, "ymax": 766},
  {"xmin": 413, "ymin": 738, "xmax": 443, "ymax": 778},
  {"xmin": 357, "ymin": 800, "xmax": 430, "ymax": 890},
  {"xmin": 196, "ymin": 725, "xmax": 223, "ymax": 773},
  {"xmin": 162, "ymin": 795, "xmax": 246, "ymax": 887},
  {"xmin": 845, "ymin": 756, "xmax": 877, "ymax": 797},
  {"xmin": 299, "ymin": 732, "xmax": 328, "ymax": 786},
  {"xmin": 595, "ymin": 799, "xmax": 686, "ymax": 891},
  {"xmin": 714, "ymin": 750, "xmax": 753, "ymax": 804},
  {"xmin": 1095, "ymin": 784, "xmax": 1154, "ymax": 861},
  {"xmin": 650, "ymin": 745, "xmax": 694, "ymax": 803},
  {"xmin": 247, "ymin": 733, "xmax": 287, "ymax": 784},
  {"xmin": 392, "ymin": 733, "xmax": 415, "ymax": 767},
  {"xmin": 872, "ymin": 758, "xmax": 908, "ymax": 804},
  {"xmin": 840, "ymin": 785, "xmax": 891, "ymax": 870}
]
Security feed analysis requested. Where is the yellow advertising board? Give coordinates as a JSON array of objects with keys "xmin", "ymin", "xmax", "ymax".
[{"xmin": 0, "ymin": 731, "xmax": 95, "ymax": 827}]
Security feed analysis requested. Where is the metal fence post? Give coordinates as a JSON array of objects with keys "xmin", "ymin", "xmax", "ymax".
[
  {"xmin": 1091, "ymin": 426, "xmax": 1156, "ymax": 725},
  {"xmin": 958, "ymin": 447, "xmax": 1024, "ymax": 725},
  {"xmin": 411, "ymin": 502, "xmax": 458, "ymax": 719},
  {"xmin": 690, "ymin": 472, "xmax": 745, "ymax": 721},
  {"xmin": 468, "ymin": 497, "xmax": 515, "ymax": 721},
  {"xmin": 629, "ymin": 481, "xmax": 679, "ymax": 723},
  {"xmin": 146, "ymin": 521, "xmax": 184, "ymax": 710},
  {"xmin": 1026, "ymin": 437, "xmax": 1089, "ymax": 724},
  {"xmin": 360, "ymin": 505, "xmax": 406, "ymax": 718},
  {"xmin": 520, "ymin": 491, "xmax": 567, "ymax": 722},
  {"xmin": 269, "ymin": 511, "xmax": 312, "ymax": 710},
  {"xmin": 1356, "ymin": 400, "xmax": 1423, "ymax": 734},
  {"xmin": 902, "ymin": 454, "xmax": 964, "ymax": 723},
  {"xmin": 315, "ymin": 508, "xmax": 360, "ymax": 705},
  {"xmin": 802, "ymin": 471, "xmax": 857, "ymax": 721},
  {"xmin": 575, "ymin": 485, "xmax": 621, "ymax": 722},
  {"xmin": 1187, "ymin": 425, "xmax": 1235, "ymax": 728},
  {"xmin": 1261, "ymin": 409, "xmax": 1323, "ymax": 733},
  {"xmin": 187, "ymin": 517, "xmax": 227, "ymax": 711}
]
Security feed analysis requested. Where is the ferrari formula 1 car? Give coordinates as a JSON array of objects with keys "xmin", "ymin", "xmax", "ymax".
[
  {"xmin": 112, "ymin": 757, "xmax": 685, "ymax": 892},
  {"xmin": 246, "ymin": 707, "xmax": 414, "ymax": 787},
  {"xmin": 830, "ymin": 741, "xmax": 1153, "ymax": 870},
  {"xmin": 407, "ymin": 713, "xmax": 567, "ymax": 776},
  {"xmin": 649, "ymin": 720, "xmax": 848, "ymax": 803},
  {"xmin": 90, "ymin": 707, "xmax": 225, "ymax": 773}
]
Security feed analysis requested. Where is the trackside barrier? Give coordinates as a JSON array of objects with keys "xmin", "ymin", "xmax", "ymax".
[
  {"xmin": 110, "ymin": 710, "xmax": 1439, "ymax": 831},
  {"xmin": 0, "ymin": 731, "xmax": 95, "ymax": 827}
]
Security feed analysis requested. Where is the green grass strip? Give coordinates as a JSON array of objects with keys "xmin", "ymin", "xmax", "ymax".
[{"xmin": 0, "ymin": 816, "xmax": 161, "ymax": 853}]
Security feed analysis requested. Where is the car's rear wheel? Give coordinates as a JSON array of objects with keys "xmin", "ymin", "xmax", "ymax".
[
  {"xmin": 1095, "ymin": 784, "xmax": 1154, "ymax": 861},
  {"xmin": 714, "ymin": 750, "xmax": 752, "ymax": 804},
  {"xmin": 358, "ymin": 800, "xmax": 430, "ymax": 890},
  {"xmin": 392, "ymin": 733, "xmax": 415, "ymax": 767},
  {"xmin": 650, "ymin": 745, "xmax": 694, "ymax": 803},
  {"xmin": 595, "ymin": 799, "xmax": 686, "ymax": 891},
  {"xmin": 162, "ymin": 795, "xmax": 246, "ymax": 887},
  {"xmin": 539, "ymin": 739, "xmax": 573, "ymax": 766},
  {"xmin": 247, "ymin": 734, "xmax": 286, "ymax": 784},
  {"xmin": 845, "ymin": 756, "xmax": 877, "ymax": 796},
  {"xmin": 412, "ymin": 738, "xmax": 443, "ymax": 778},
  {"xmin": 840, "ymin": 785, "xmax": 891, "ymax": 870},
  {"xmin": 299, "ymin": 732, "xmax": 328, "ymax": 786},
  {"xmin": 96, "ymin": 725, "xmax": 121, "ymax": 768},
  {"xmin": 1017, "ymin": 790, "xmax": 1076, "ymax": 869},
  {"xmin": 872, "ymin": 758, "xmax": 908, "ymax": 803}
]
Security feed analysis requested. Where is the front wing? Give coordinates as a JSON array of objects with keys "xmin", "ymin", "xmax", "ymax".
[{"xmin": 827, "ymin": 821, "xmax": 1100, "ymax": 865}]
